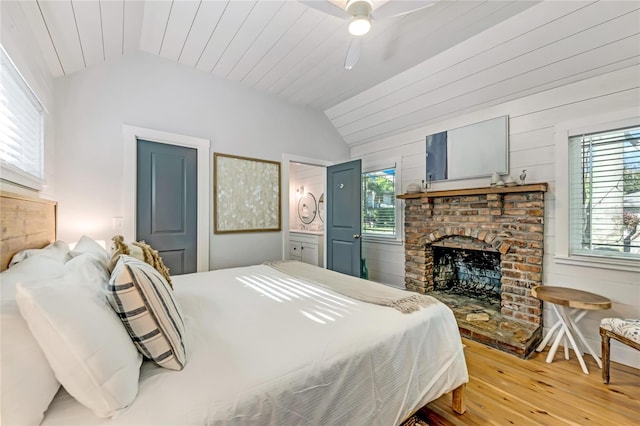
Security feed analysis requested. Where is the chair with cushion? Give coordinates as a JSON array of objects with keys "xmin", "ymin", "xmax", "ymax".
[{"xmin": 599, "ymin": 318, "xmax": 640, "ymax": 383}]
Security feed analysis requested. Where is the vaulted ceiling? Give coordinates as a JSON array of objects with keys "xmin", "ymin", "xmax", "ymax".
[
  {"xmin": 10, "ymin": 1, "xmax": 638, "ymax": 147},
  {"xmin": 15, "ymin": 0, "xmax": 538, "ymax": 111}
]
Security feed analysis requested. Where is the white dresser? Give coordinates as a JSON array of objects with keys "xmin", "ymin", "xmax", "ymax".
[{"xmin": 289, "ymin": 231, "xmax": 324, "ymax": 267}]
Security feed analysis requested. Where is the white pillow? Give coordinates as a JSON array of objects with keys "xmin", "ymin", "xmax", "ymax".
[
  {"xmin": 65, "ymin": 251, "xmax": 110, "ymax": 287},
  {"xmin": 0, "ymin": 256, "xmax": 64, "ymax": 426},
  {"xmin": 8, "ymin": 240, "xmax": 71, "ymax": 268},
  {"xmin": 70, "ymin": 235, "xmax": 109, "ymax": 264},
  {"xmin": 16, "ymin": 275, "xmax": 142, "ymax": 418},
  {"xmin": 1, "ymin": 254, "xmax": 66, "ymax": 300}
]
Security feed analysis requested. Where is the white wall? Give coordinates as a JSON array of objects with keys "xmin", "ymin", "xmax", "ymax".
[
  {"xmin": 0, "ymin": 1, "xmax": 56, "ymax": 198},
  {"xmin": 53, "ymin": 52, "xmax": 349, "ymax": 269},
  {"xmin": 351, "ymin": 66, "xmax": 640, "ymax": 368}
]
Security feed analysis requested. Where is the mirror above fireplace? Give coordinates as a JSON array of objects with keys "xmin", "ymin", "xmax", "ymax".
[{"xmin": 426, "ymin": 115, "xmax": 509, "ymax": 183}]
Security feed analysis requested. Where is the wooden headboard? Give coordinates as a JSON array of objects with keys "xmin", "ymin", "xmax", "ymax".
[{"xmin": 0, "ymin": 191, "xmax": 57, "ymax": 271}]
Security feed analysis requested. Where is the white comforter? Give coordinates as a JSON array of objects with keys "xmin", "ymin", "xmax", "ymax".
[{"xmin": 43, "ymin": 265, "xmax": 468, "ymax": 425}]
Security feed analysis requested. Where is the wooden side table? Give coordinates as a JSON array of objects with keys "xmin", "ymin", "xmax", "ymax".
[{"xmin": 532, "ymin": 285, "xmax": 611, "ymax": 374}]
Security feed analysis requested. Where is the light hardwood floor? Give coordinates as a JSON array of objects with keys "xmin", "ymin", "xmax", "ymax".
[{"xmin": 421, "ymin": 338, "xmax": 639, "ymax": 425}]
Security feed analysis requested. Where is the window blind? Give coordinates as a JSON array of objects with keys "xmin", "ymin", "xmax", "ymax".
[
  {"xmin": 568, "ymin": 125, "xmax": 640, "ymax": 259},
  {"xmin": 0, "ymin": 46, "xmax": 44, "ymax": 187}
]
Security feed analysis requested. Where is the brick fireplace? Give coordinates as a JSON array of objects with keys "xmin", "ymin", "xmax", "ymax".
[{"xmin": 400, "ymin": 184, "xmax": 547, "ymax": 357}]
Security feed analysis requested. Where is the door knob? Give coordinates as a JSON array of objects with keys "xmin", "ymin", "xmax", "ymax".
[{"xmin": 353, "ymin": 234, "xmax": 361, "ymax": 239}]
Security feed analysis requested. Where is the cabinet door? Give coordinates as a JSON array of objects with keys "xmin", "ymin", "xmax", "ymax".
[
  {"xmin": 290, "ymin": 241, "xmax": 302, "ymax": 260},
  {"xmin": 301, "ymin": 243, "xmax": 319, "ymax": 266}
]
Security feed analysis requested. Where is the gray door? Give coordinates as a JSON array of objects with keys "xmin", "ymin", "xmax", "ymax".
[
  {"xmin": 137, "ymin": 139, "xmax": 197, "ymax": 275},
  {"xmin": 326, "ymin": 159, "xmax": 362, "ymax": 277}
]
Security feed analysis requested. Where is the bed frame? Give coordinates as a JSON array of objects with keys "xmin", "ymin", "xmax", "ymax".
[
  {"xmin": 0, "ymin": 191, "xmax": 57, "ymax": 271},
  {"xmin": 0, "ymin": 190, "xmax": 467, "ymax": 417}
]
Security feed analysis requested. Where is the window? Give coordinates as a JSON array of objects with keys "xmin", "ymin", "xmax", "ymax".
[
  {"xmin": 0, "ymin": 46, "xmax": 44, "ymax": 189},
  {"xmin": 568, "ymin": 125, "xmax": 640, "ymax": 260},
  {"xmin": 362, "ymin": 166, "xmax": 398, "ymax": 239}
]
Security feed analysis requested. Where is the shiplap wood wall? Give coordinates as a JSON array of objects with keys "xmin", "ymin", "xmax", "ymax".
[
  {"xmin": 345, "ymin": 1, "xmax": 640, "ymax": 367},
  {"xmin": 328, "ymin": 1, "xmax": 639, "ymax": 145},
  {"xmin": 357, "ymin": 67, "xmax": 640, "ymax": 366}
]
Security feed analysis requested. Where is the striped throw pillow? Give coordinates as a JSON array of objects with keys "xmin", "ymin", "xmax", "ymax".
[{"xmin": 107, "ymin": 255, "xmax": 187, "ymax": 370}]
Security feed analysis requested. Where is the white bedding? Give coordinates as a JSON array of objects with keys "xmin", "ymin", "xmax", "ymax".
[{"xmin": 42, "ymin": 264, "xmax": 468, "ymax": 425}]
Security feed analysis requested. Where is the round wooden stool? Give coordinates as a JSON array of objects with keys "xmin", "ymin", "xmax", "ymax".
[{"xmin": 532, "ymin": 285, "xmax": 611, "ymax": 374}]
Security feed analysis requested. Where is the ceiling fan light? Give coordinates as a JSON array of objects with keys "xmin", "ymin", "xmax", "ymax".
[{"xmin": 348, "ymin": 16, "xmax": 371, "ymax": 36}]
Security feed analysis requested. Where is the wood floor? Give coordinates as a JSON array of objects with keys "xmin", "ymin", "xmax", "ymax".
[{"xmin": 421, "ymin": 338, "xmax": 639, "ymax": 425}]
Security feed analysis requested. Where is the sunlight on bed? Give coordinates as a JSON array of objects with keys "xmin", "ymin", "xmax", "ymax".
[{"xmin": 236, "ymin": 274, "xmax": 358, "ymax": 324}]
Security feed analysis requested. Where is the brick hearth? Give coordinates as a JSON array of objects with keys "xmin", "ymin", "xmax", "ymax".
[{"xmin": 399, "ymin": 184, "xmax": 548, "ymax": 358}]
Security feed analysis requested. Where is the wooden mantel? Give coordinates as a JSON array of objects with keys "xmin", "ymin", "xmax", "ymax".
[{"xmin": 397, "ymin": 183, "xmax": 547, "ymax": 199}]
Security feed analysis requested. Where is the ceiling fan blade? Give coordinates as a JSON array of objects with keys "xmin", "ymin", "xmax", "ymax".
[
  {"xmin": 344, "ymin": 37, "xmax": 363, "ymax": 70},
  {"xmin": 298, "ymin": 1, "xmax": 351, "ymax": 19},
  {"xmin": 372, "ymin": 0, "xmax": 435, "ymax": 20}
]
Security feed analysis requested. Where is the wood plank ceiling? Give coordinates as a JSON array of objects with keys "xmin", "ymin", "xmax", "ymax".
[
  {"xmin": 16, "ymin": 0, "xmax": 537, "ymax": 111},
  {"xmin": 328, "ymin": 0, "xmax": 640, "ymax": 146},
  {"xmin": 12, "ymin": 1, "xmax": 638, "ymax": 147}
]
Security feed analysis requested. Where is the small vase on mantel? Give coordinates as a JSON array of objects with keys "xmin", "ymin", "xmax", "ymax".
[{"xmin": 490, "ymin": 172, "xmax": 500, "ymax": 186}]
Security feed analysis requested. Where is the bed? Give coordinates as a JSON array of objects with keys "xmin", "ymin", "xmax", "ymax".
[{"xmin": 0, "ymin": 191, "xmax": 468, "ymax": 425}]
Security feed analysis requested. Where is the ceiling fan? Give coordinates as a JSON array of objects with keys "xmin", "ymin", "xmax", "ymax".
[{"xmin": 300, "ymin": 0, "xmax": 436, "ymax": 69}]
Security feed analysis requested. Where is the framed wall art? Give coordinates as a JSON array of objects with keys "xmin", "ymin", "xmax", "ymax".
[{"xmin": 213, "ymin": 153, "xmax": 281, "ymax": 234}]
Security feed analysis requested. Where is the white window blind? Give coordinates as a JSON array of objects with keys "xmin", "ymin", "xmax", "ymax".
[
  {"xmin": 0, "ymin": 46, "xmax": 44, "ymax": 188},
  {"xmin": 568, "ymin": 125, "xmax": 640, "ymax": 260},
  {"xmin": 362, "ymin": 167, "xmax": 396, "ymax": 238}
]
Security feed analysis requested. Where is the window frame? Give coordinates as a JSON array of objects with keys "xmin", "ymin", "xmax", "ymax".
[
  {"xmin": 0, "ymin": 45, "xmax": 44, "ymax": 191},
  {"xmin": 361, "ymin": 158, "xmax": 403, "ymax": 245},
  {"xmin": 554, "ymin": 109, "xmax": 640, "ymax": 272}
]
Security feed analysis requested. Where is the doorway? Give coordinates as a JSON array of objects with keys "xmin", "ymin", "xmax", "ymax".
[
  {"xmin": 326, "ymin": 159, "xmax": 362, "ymax": 277},
  {"xmin": 136, "ymin": 139, "xmax": 197, "ymax": 275},
  {"xmin": 122, "ymin": 125, "xmax": 210, "ymax": 272},
  {"xmin": 282, "ymin": 155, "xmax": 331, "ymax": 266},
  {"xmin": 289, "ymin": 162, "xmax": 325, "ymax": 233},
  {"xmin": 282, "ymin": 155, "xmax": 363, "ymax": 277}
]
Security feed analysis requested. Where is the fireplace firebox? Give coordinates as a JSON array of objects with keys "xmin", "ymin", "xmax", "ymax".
[{"xmin": 433, "ymin": 246, "xmax": 501, "ymax": 306}]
